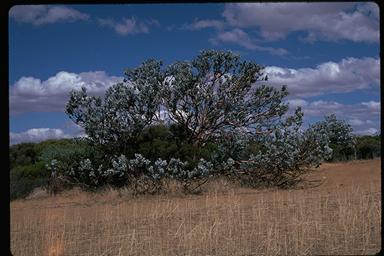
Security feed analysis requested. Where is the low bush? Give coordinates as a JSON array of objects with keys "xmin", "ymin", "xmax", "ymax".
[
  {"xmin": 10, "ymin": 161, "xmax": 49, "ymax": 199},
  {"xmin": 356, "ymin": 135, "xmax": 380, "ymax": 159}
]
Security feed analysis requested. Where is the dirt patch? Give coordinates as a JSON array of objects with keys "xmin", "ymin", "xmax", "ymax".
[{"xmin": 304, "ymin": 158, "xmax": 380, "ymax": 191}]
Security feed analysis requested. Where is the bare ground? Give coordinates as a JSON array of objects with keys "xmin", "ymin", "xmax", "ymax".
[{"xmin": 11, "ymin": 158, "xmax": 381, "ymax": 256}]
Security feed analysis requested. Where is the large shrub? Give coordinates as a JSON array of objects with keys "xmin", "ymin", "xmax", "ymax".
[{"xmin": 59, "ymin": 50, "xmax": 356, "ymax": 192}]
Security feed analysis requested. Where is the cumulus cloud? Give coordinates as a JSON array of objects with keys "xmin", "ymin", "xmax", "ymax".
[
  {"xmin": 354, "ymin": 127, "xmax": 378, "ymax": 135},
  {"xmin": 348, "ymin": 118, "xmax": 374, "ymax": 128},
  {"xmin": 299, "ymin": 100, "xmax": 379, "ymax": 120},
  {"xmin": 211, "ymin": 28, "xmax": 289, "ymax": 56},
  {"xmin": 213, "ymin": 28, "xmax": 254, "ymax": 49},
  {"xmin": 304, "ymin": 100, "xmax": 348, "ymax": 117},
  {"xmin": 286, "ymin": 99, "xmax": 308, "ymax": 108},
  {"xmin": 348, "ymin": 119, "xmax": 365, "ymax": 126},
  {"xmin": 223, "ymin": 2, "xmax": 379, "ymax": 43},
  {"xmin": 98, "ymin": 17, "xmax": 159, "ymax": 36},
  {"xmin": 361, "ymin": 101, "xmax": 380, "ymax": 112},
  {"xmin": 9, "ymin": 5, "xmax": 89, "ymax": 25},
  {"xmin": 264, "ymin": 57, "xmax": 380, "ymax": 97},
  {"xmin": 10, "ymin": 71, "xmax": 123, "ymax": 114},
  {"xmin": 10, "ymin": 120, "xmax": 88, "ymax": 145},
  {"xmin": 10, "ymin": 128, "xmax": 72, "ymax": 145},
  {"xmin": 286, "ymin": 99, "xmax": 380, "ymax": 135},
  {"xmin": 310, "ymin": 101, "xmax": 380, "ymax": 135},
  {"xmin": 61, "ymin": 121, "xmax": 86, "ymax": 137}
]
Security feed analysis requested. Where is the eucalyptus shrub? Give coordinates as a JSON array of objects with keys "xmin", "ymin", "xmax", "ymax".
[
  {"xmin": 317, "ymin": 114, "xmax": 356, "ymax": 161},
  {"xmin": 322, "ymin": 114, "xmax": 356, "ymax": 147},
  {"xmin": 60, "ymin": 50, "xmax": 356, "ymax": 193}
]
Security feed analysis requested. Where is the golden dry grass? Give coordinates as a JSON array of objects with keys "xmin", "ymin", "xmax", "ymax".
[{"xmin": 11, "ymin": 158, "xmax": 381, "ymax": 255}]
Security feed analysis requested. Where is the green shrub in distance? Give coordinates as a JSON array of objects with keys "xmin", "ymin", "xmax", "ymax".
[{"xmin": 10, "ymin": 161, "xmax": 49, "ymax": 199}]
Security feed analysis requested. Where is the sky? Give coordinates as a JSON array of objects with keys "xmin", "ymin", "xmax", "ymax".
[{"xmin": 8, "ymin": 3, "xmax": 380, "ymax": 144}]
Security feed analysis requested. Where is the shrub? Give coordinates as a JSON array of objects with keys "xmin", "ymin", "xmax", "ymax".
[
  {"xmin": 39, "ymin": 50, "xmax": 357, "ymax": 194},
  {"xmin": 356, "ymin": 135, "xmax": 381, "ymax": 159},
  {"xmin": 10, "ymin": 161, "xmax": 49, "ymax": 199},
  {"xmin": 9, "ymin": 143, "xmax": 38, "ymax": 169}
]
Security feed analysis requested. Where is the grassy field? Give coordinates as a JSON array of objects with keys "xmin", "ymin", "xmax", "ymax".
[{"xmin": 11, "ymin": 158, "xmax": 381, "ymax": 255}]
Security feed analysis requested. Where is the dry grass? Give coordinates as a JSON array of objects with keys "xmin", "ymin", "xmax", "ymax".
[{"xmin": 11, "ymin": 159, "xmax": 381, "ymax": 255}]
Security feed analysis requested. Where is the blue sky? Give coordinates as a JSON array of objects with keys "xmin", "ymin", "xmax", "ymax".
[{"xmin": 9, "ymin": 3, "xmax": 380, "ymax": 144}]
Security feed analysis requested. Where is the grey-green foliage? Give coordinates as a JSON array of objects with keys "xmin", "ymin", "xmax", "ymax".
[
  {"xmin": 212, "ymin": 112, "xmax": 354, "ymax": 178},
  {"xmin": 47, "ymin": 152, "xmax": 213, "ymax": 192},
  {"xmin": 65, "ymin": 60, "xmax": 164, "ymax": 153},
  {"xmin": 66, "ymin": 50, "xmax": 289, "ymax": 151},
  {"xmin": 45, "ymin": 159, "xmax": 59, "ymax": 175},
  {"xmin": 317, "ymin": 114, "xmax": 356, "ymax": 149},
  {"xmin": 128, "ymin": 153, "xmax": 152, "ymax": 176},
  {"xmin": 79, "ymin": 159, "xmax": 97, "ymax": 184},
  {"xmin": 166, "ymin": 158, "xmax": 188, "ymax": 178},
  {"xmin": 40, "ymin": 139, "xmax": 100, "ymax": 186},
  {"xmin": 163, "ymin": 50, "xmax": 289, "ymax": 145},
  {"xmin": 149, "ymin": 159, "xmax": 167, "ymax": 180},
  {"xmin": 48, "ymin": 111, "xmax": 354, "ymax": 191},
  {"xmin": 62, "ymin": 50, "xmax": 357, "ymax": 191},
  {"xmin": 308, "ymin": 114, "xmax": 356, "ymax": 162},
  {"xmin": 234, "ymin": 111, "xmax": 355, "ymax": 187}
]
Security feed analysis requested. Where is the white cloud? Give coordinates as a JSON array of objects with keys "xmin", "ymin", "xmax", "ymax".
[
  {"xmin": 10, "ymin": 71, "xmax": 123, "ymax": 114},
  {"xmin": 348, "ymin": 118, "xmax": 374, "ymax": 127},
  {"xmin": 354, "ymin": 127, "xmax": 378, "ymax": 136},
  {"xmin": 309, "ymin": 100, "xmax": 380, "ymax": 120},
  {"xmin": 212, "ymin": 28, "xmax": 289, "ymax": 56},
  {"xmin": 10, "ymin": 128, "xmax": 72, "ymax": 145},
  {"xmin": 98, "ymin": 17, "xmax": 158, "ymax": 36},
  {"xmin": 146, "ymin": 19, "xmax": 160, "ymax": 27},
  {"xmin": 361, "ymin": 101, "xmax": 380, "ymax": 112},
  {"xmin": 223, "ymin": 2, "xmax": 379, "ymax": 43},
  {"xmin": 182, "ymin": 19, "xmax": 225, "ymax": 30},
  {"xmin": 61, "ymin": 121, "xmax": 86, "ymax": 138},
  {"xmin": 264, "ymin": 57, "xmax": 380, "ymax": 97},
  {"xmin": 9, "ymin": 5, "xmax": 89, "ymax": 25},
  {"xmin": 282, "ymin": 98, "xmax": 380, "ymax": 135},
  {"xmin": 304, "ymin": 100, "xmax": 380, "ymax": 134},
  {"xmin": 348, "ymin": 119, "xmax": 365, "ymax": 126},
  {"xmin": 286, "ymin": 99, "xmax": 308, "ymax": 108},
  {"xmin": 304, "ymin": 100, "xmax": 344, "ymax": 116},
  {"xmin": 215, "ymin": 28, "xmax": 255, "ymax": 49}
]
